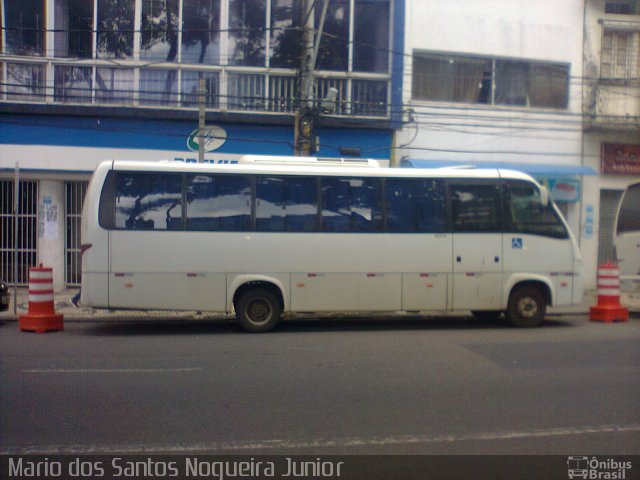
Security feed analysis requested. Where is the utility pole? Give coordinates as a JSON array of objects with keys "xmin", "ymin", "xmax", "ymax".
[
  {"xmin": 198, "ymin": 75, "xmax": 206, "ymax": 163},
  {"xmin": 295, "ymin": 0, "xmax": 330, "ymax": 156}
]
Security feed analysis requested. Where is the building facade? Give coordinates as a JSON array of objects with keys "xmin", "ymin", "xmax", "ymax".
[
  {"xmin": 397, "ymin": 0, "xmax": 639, "ymax": 289},
  {"xmin": 0, "ymin": 0, "xmax": 403, "ymax": 289},
  {"xmin": 583, "ymin": 0, "xmax": 640, "ymax": 286}
]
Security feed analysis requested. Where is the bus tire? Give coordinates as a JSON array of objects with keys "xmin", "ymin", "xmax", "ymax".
[
  {"xmin": 235, "ymin": 288, "xmax": 281, "ymax": 333},
  {"xmin": 507, "ymin": 285, "xmax": 546, "ymax": 328}
]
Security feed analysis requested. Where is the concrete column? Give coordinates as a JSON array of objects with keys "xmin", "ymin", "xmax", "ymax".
[{"xmin": 38, "ymin": 180, "xmax": 66, "ymax": 292}]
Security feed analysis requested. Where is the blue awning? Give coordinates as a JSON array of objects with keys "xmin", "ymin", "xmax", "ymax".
[{"xmin": 401, "ymin": 159, "xmax": 597, "ymax": 176}]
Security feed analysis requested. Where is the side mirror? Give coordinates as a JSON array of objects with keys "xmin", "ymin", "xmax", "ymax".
[{"xmin": 539, "ymin": 186, "xmax": 550, "ymax": 207}]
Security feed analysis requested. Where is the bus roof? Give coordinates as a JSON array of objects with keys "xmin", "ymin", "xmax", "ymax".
[{"xmin": 103, "ymin": 159, "xmax": 537, "ymax": 182}]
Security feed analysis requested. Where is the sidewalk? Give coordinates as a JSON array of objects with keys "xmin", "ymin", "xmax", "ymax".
[{"xmin": 2, "ymin": 287, "xmax": 639, "ymax": 322}]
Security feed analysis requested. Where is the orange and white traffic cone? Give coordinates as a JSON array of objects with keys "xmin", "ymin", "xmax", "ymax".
[
  {"xmin": 589, "ymin": 263, "xmax": 628, "ymax": 323},
  {"xmin": 19, "ymin": 266, "xmax": 64, "ymax": 333}
]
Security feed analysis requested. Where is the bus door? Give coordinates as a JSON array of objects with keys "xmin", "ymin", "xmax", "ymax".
[{"xmin": 449, "ymin": 182, "xmax": 503, "ymax": 310}]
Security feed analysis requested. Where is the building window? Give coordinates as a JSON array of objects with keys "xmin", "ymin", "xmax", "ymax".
[
  {"xmin": 95, "ymin": 67, "xmax": 134, "ymax": 104},
  {"xmin": 605, "ymin": 0, "xmax": 639, "ymax": 14},
  {"xmin": 141, "ymin": 0, "xmax": 180, "ymax": 62},
  {"xmin": 353, "ymin": 0, "xmax": 389, "ymax": 73},
  {"xmin": 54, "ymin": 0, "xmax": 93, "ymax": 58},
  {"xmin": 3, "ymin": 0, "xmax": 45, "ymax": 56},
  {"xmin": 412, "ymin": 55, "xmax": 492, "ymax": 104},
  {"xmin": 412, "ymin": 52, "xmax": 569, "ymax": 109},
  {"xmin": 5, "ymin": 63, "xmax": 46, "ymax": 101},
  {"xmin": 601, "ymin": 29, "xmax": 640, "ymax": 78},
  {"xmin": 316, "ymin": 0, "xmax": 349, "ymax": 71},
  {"xmin": 270, "ymin": 0, "xmax": 303, "ymax": 69},
  {"xmin": 228, "ymin": 0, "xmax": 267, "ymax": 67},
  {"xmin": 54, "ymin": 65, "xmax": 93, "ymax": 103},
  {"xmin": 181, "ymin": 71, "xmax": 219, "ymax": 108},
  {"xmin": 139, "ymin": 69, "xmax": 178, "ymax": 106},
  {"xmin": 97, "ymin": 0, "xmax": 135, "ymax": 59},
  {"xmin": 182, "ymin": 0, "xmax": 221, "ymax": 64}
]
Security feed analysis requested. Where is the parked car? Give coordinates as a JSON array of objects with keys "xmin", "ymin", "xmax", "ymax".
[{"xmin": 0, "ymin": 280, "xmax": 9, "ymax": 312}]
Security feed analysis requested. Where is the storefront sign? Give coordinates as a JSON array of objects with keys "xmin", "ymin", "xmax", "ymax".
[
  {"xmin": 601, "ymin": 143, "xmax": 640, "ymax": 175},
  {"xmin": 187, "ymin": 125, "xmax": 227, "ymax": 152}
]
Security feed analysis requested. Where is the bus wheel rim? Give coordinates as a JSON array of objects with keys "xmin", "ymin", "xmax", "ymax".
[
  {"xmin": 517, "ymin": 298, "xmax": 537, "ymax": 318},
  {"xmin": 246, "ymin": 298, "xmax": 272, "ymax": 325}
]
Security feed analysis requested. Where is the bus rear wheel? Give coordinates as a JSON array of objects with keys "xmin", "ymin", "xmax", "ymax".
[
  {"xmin": 235, "ymin": 288, "xmax": 281, "ymax": 333},
  {"xmin": 507, "ymin": 285, "xmax": 546, "ymax": 328}
]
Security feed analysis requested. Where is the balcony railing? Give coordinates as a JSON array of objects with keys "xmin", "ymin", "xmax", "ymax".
[{"xmin": 0, "ymin": 58, "xmax": 391, "ymax": 119}]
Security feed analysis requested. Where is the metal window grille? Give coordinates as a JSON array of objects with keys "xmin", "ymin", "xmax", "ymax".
[
  {"xmin": 65, "ymin": 181, "xmax": 88, "ymax": 286},
  {"xmin": 0, "ymin": 180, "xmax": 38, "ymax": 285}
]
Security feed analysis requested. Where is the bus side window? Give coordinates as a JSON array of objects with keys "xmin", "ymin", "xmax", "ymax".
[
  {"xmin": 450, "ymin": 183, "xmax": 501, "ymax": 233},
  {"xmin": 115, "ymin": 173, "xmax": 182, "ymax": 230},
  {"xmin": 386, "ymin": 179, "xmax": 445, "ymax": 233},
  {"xmin": 506, "ymin": 181, "xmax": 568, "ymax": 239},
  {"xmin": 186, "ymin": 174, "xmax": 251, "ymax": 231}
]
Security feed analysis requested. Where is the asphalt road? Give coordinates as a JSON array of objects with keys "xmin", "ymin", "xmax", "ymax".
[{"xmin": 1, "ymin": 314, "xmax": 639, "ymax": 456}]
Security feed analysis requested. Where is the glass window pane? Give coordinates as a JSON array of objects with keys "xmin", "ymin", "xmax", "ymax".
[
  {"xmin": 139, "ymin": 69, "xmax": 178, "ymax": 106},
  {"xmin": 141, "ymin": 0, "xmax": 179, "ymax": 61},
  {"xmin": 6, "ymin": 63, "xmax": 46, "ymax": 101},
  {"xmin": 315, "ymin": 0, "xmax": 349, "ymax": 71},
  {"xmin": 386, "ymin": 179, "xmax": 445, "ymax": 233},
  {"xmin": 181, "ymin": 71, "xmax": 220, "ymax": 108},
  {"xmin": 256, "ymin": 176, "xmax": 317, "ymax": 232},
  {"xmin": 54, "ymin": 65, "xmax": 93, "ymax": 103},
  {"xmin": 270, "ymin": 0, "xmax": 303, "ymax": 68},
  {"xmin": 495, "ymin": 60, "xmax": 529, "ymax": 106},
  {"xmin": 353, "ymin": 0, "xmax": 389, "ymax": 73},
  {"xmin": 186, "ymin": 175, "xmax": 251, "ymax": 231},
  {"xmin": 412, "ymin": 54, "xmax": 492, "ymax": 104},
  {"xmin": 507, "ymin": 181, "xmax": 567, "ymax": 238},
  {"xmin": 182, "ymin": 0, "xmax": 221, "ymax": 64},
  {"xmin": 95, "ymin": 67, "xmax": 134, "ymax": 104},
  {"xmin": 115, "ymin": 174, "xmax": 183, "ymax": 230},
  {"xmin": 97, "ymin": 0, "xmax": 135, "ymax": 59},
  {"xmin": 54, "ymin": 0, "xmax": 93, "ymax": 58},
  {"xmin": 228, "ymin": 0, "xmax": 267, "ymax": 67},
  {"xmin": 4, "ymin": 0, "xmax": 45, "ymax": 56},
  {"xmin": 321, "ymin": 177, "xmax": 382, "ymax": 232},
  {"xmin": 451, "ymin": 184, "xmax": 501, "ymax": 233},
  {"xmin": 529, "ymin": 64, "xmax": 569, "ymax": 109}
]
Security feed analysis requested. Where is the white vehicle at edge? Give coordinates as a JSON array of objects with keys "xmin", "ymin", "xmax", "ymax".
[
  {"xmin": 80, "ymin": 157, "xmax": 583, "ymax": 332},
  {"xmin": 614, "ymin": 180, "xmax": 640, "ymax": 282}
]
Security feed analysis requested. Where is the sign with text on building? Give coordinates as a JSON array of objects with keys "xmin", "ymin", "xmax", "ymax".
[{"xmin": 601, "ymin": 143, "xmax": 640, "ymax": 175}]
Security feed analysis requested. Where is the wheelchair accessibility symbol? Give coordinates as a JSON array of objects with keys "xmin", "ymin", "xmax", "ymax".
[{"xmin": 512, "ymin": 237, "xmax": 523, "ymax": 249}]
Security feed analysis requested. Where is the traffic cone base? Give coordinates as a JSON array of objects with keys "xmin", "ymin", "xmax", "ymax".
[
  {"xmin": 18, "ymin": 266, "xmax": 64, "ymax": 333},
  {"xmin": 590, "ymin": 263, "xmax": 629, "ymax": 323}
]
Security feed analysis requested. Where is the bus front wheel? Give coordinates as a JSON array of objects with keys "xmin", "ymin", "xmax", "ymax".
[
  {"xmin": 235, "ymin": 288, "xmax": 281, "ymax": 333},
  {"xmin": 507, "ymin": 286, "xmax": 546, "ymax": 328}
]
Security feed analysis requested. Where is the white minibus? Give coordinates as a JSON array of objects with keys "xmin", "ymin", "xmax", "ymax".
[
  {"xmin": 81, "ymin": 158, "xmax": 583, "ymax": 332},
  {"xmin": 614, "ymin": 181, "xmax": 640, "ymax": 281}
]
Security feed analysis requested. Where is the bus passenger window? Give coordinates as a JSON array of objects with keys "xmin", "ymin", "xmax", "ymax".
[
  {"xmin": 256, "ymin": 176, "xmax": 318, "ymax": 232},
  {"xmin": 506, "ymin": 181, "xmax": 567, "ymax": 238},
  {"xmin": 115, "ymin": 173, "xmax": 182, "ymax": 230},
  {"xmin": 321, "ymin": 177, "xmax": 383, "ymax": 233},
  {"xmin": 450, "ymin": 184, "xmax": 501, "ymax": 232},
  {"xmin": 186, "ymin": 174, "xmax": 251, "ymax": 231},
  {"xmin": 386, "ymin": 179, "xmax": 445, "ymax": 233}
]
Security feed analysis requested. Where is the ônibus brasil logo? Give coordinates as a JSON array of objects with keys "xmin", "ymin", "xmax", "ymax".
[
  {"xmin": 567, "ymin": 456, "xmax": 632, "ymax": 479},
  {"xmin": 187, "ymin": 125, "xmax": 227, "ymax": 153}
]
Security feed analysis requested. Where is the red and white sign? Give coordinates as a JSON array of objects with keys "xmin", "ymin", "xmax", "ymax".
[{"xmin": 601, "ymin": 143, "xmax": 640, "ymax": 175}]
